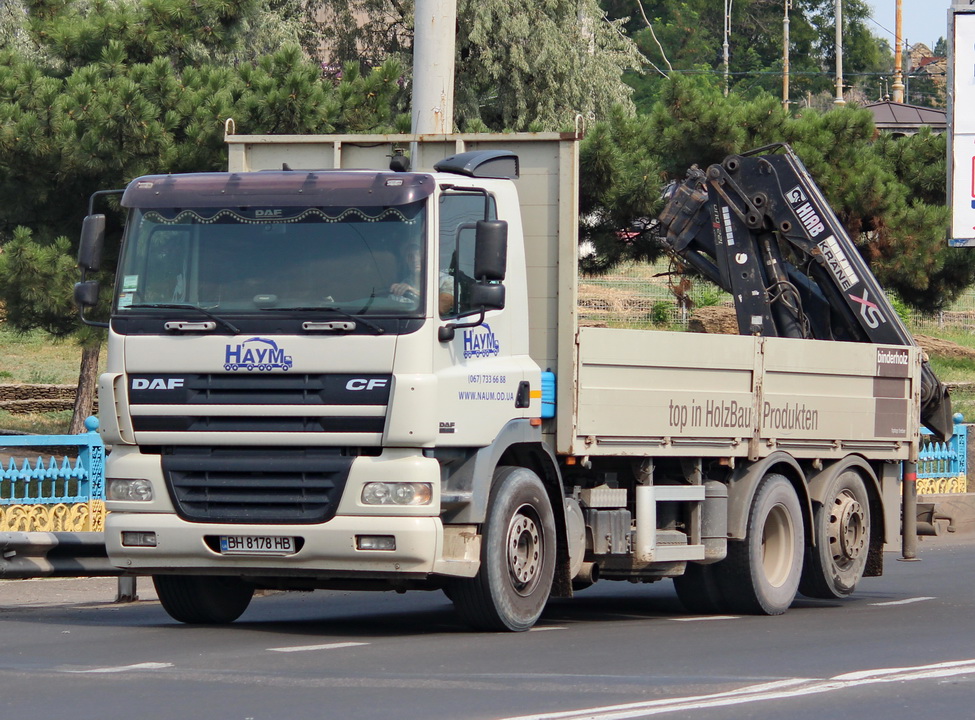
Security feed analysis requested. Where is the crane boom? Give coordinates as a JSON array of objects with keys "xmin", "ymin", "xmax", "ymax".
[{"xmin": 659, "ymin": 144, "xmax": 953, "ymax": 440}]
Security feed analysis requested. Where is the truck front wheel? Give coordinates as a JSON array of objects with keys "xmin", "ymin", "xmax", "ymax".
[
  {"xmin": 449, "ymin": 466, "xmax": 556, "ymax": 632},
  {"xmin": 153, "ymin": 575, "xmax": 254, "ymax": 624},
  {"xmin": 717, "ymin": 473, "xmax": 804, "ymax": 615},
  {"xmin": 799, "ymin": 470, "xmax": 870, "ymax": 598}
]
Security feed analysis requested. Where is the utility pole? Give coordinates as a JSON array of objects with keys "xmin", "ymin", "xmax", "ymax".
[
  {"xmin": 892, "ymin": 0, "xmax": 905, "ymax": 102},
  {"xmin": 412, "ymin": 0, "xmax": 457, "ymax": 134},
  {"xmin": 783, "ymin": 0, "xmax": 792, "ymax": 109},
  {"xmin": 834, "ymin": 0, "xmax": 845, "ymax": 105}
]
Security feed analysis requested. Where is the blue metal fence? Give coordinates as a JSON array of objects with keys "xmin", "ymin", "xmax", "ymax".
[
  {"xmin": 0, "ymin": 416, "xmax": 105, "ymax": 531},
  {"xmin": 917, "ymin": 414, "xmax": 968, "ymax": 494}
]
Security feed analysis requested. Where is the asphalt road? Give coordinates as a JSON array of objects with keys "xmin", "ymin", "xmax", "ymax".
[{"xmin": 1, "ymin": 536, "xmax": 973, "ymax": 720}]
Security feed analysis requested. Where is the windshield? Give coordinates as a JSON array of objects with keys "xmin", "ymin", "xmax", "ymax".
[{"xmin": 115, "ymin": 202, "xmax": 427, "ymax": 316}]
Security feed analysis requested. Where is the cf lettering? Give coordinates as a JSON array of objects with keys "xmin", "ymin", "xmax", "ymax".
[{"xmin": 346, "ymin": 379, "xmax": 389, "ymax": 391}]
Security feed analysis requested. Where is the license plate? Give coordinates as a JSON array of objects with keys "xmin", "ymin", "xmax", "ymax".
[{"xmin": 219, "ymin": 535, "xmax": 296, "ymax": 555}]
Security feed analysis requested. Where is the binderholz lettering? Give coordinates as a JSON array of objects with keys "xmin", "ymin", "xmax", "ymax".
[
  {"xmin": 763, "ymin": 401, "xmax": 819, "ymax": 431},
  {"xmin": 877, "ymin": 349, "xmax": 909, "ymax": 365}
]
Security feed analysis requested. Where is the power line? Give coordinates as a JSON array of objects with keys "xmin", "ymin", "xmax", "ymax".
[{"xmin": 655, "ymin": 68, "xmax": 945, "ymax": 78}]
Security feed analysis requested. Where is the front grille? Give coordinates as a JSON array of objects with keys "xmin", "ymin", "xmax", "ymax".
[
  {"xmin": 128, "ymin": 373, "xmax": 390, "ymax": 436},
  {"xmin": 134, "ymin": 416, "xmax": 385, "ymax": 433},
  {"xmin": 129, "ymin": 373, "xmax": 392, "ymax": 406},
  {"xmin": 162, "ymin": 447, "xmax": 353, "ymax": 524}
]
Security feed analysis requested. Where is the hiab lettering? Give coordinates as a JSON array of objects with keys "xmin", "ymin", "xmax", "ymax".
[{"xmin": 794, "ymin": 202, "xmax": 826, "ymax": 238}]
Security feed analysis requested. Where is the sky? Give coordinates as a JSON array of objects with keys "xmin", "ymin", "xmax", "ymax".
[{"xmin": 866, "ymin": 0, "xmax": 954, "ymax": 51}]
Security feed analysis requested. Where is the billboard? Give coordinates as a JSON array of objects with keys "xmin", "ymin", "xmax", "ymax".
[{"xmin": 950, "ymin": 9, "xmax": 975, "ymax": 246}]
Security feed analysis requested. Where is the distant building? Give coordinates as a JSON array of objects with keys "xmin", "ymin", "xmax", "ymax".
[
  {"xmin": 864, "ymin": 101, "xmax": 946, "ymax": 137},
  {"xmin": 909, "ymin": 43, "xmax": 947, "ymax": 106}
]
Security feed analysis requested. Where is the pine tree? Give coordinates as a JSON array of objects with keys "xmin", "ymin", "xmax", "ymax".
[
  {"xmin": 605, "ymin": 0, "xmax": 892, "ymax": 110},
  {"xmin": 579, "ymin": 76, "xmax": 975, "ymax": 312},
  {"xmin": 309, "ymin": 0, "xmax": 643, "ymax": 130},
  {"xmin": 0, "ymin": 0, "xmax": 410, "ymax": 430}
]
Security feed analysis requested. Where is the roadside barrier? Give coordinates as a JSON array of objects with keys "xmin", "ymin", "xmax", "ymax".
[
  {"xmin": 1, "ymin": 416, "xmax": 105, "ymax": 532},
  {"xmin": 0, "ymin": 417, "xmax": 134, "ymax": 597},
  {"xmin": 917, "ymin": 414, "xmax": 968, "ymax": 495},
  {"xmin": 0, "ymin": 530, "xmax": 121, "ymax": 579}
]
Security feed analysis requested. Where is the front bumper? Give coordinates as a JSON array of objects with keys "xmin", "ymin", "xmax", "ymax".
[
  {"xmin": 105, "ymin": 513, "xmax": 443, "ymax": 576},
  {"xmin": 104, "ymin": 446, "xmax": 453, "ymax": 577}
]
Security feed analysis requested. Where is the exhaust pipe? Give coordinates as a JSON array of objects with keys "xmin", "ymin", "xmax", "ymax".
[{"xmin": 572, "ymin": 561, "xmax": 599, "ymax": 590}]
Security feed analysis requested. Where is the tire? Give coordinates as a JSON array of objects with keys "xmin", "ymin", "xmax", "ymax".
[
  {"xmin": 799, "ymin": 470, "xmax": 870, "ymax": 599},
  {"xmin": 673, "ymin": 563, "xmax": 726, "ymax": 614},
  {"xmin": 715, "ymin": 473, "xmax": 804, "ymax": 615},
  {"xmin": 449, "ymin": 466, "xmax": 556, "ymax": 632},
  {"xmin": 153, "ymin": 575, "xmax": 254, "ymax": 624}
]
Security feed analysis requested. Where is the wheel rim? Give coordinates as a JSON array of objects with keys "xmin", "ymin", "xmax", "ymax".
[
  {"xmin": 761, "ymin": 503, "xmax": 796, "ymax": 588},
  {"xmin": 507, "ymin": 504, "xmax": 543, "ymax": 596},
  {"xmin": 828, "ymin": 489, "xmax": 866, "ymax": 569}
]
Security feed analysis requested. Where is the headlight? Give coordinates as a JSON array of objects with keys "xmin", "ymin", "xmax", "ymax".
[
  {"xmin": 361, "ymin": 482, "xmax": 433, "ymax": 506},
  {"xmin": 106, "ymin": 478, "xmax": 154, "ymax": 502}
]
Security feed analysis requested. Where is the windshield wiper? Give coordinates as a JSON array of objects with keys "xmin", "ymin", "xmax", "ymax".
[
  {"xmin": 260, "ymin": 305, "xmax": 385, "ymax": 335},
  {"xmin": 127, "ymin": 303, "xmax": 241, "ymax": 334}
]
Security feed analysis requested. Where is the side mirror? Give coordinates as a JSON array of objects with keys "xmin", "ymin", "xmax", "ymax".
[
  {"xmin": 469, "ymin": 282, "xmax": 505, "ymax": 311},
  {"xmin": 78, "ymin": 214, "xmax": 106, "ymax": 271},
  {"xmin": 474, "ymin": 220, "xmax": 507, "ymax": 281},
  {"xmin": 74, "ymin": 280, "xmax": 100, "ymax": 308}
]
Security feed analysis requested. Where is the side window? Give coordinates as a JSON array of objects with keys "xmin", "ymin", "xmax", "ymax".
[{"xmin": 439, "ymin": 193, "xmax": 496, "ymax": 318}]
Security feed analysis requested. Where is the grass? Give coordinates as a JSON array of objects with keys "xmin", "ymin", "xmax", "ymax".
[
  {"xmin": 0, "ymin": 325, "xmax": 87, "ymax": 435},
  {"xmin": 0, "ymin": 409, "xmax": 74, "ymax": 435},
  {"xmin": 927, "ymin": 356, "xmax": 975, "ymax": 422},
  {"xmin": 0, "ymin": 325, "xmax": 85, "ymax": 385}
]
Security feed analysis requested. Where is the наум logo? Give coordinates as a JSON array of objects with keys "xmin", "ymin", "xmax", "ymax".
[
  {"xmin": 463, "ymin": 323, "xmax": 501, "ymax": 359},
  {"xmin": 224, "ymin": 337, "xmax": 293, "ymax": 371}
]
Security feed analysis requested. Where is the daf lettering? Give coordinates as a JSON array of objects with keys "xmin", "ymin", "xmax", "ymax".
[
  {"xmin": 255, "ymin": 209, "xmax": 283, "ymax": 218},
  {"xmin": 346, "ymin": 378, "xmax": 389, "ymax": 391},
  {"xmin": 132, "ymin": 378, "xmax": 184, "ymax": 390}
]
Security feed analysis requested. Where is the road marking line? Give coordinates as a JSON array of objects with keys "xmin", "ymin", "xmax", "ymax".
[
  {"xmin": 671, "ymin": 615, "xmax": 739, "ymax": 622},
  {"xmin": 529, "ymin": 626, "xmax": 567, "ymax": 632},
  {"xmin": 498, "ymin": 659, "xmax": 975, "ymax": 720},
  {"xmin": 869, "ymin": 596, "xmax": 936, "ymax": 606},
  {"xmin": 267, "ymin": 642, "xmax": 369, "ymax": 653},
  {"xmin": 65, "ymin": 662, "xmax": 174, "ymax": 674}
]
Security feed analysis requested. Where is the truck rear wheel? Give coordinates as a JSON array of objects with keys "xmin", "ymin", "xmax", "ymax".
[
  {"xmin": 153, "ymin": 575, "xmax": 254, "ymax": 624},
  {"xmin": 716, "ymin": 473, "xmax": 803, "ymax": 615},
  {"xmin": 449, "ymin": 466, "xmax": 556, "ymax": 632},
  {"xmin": 799, "ymin": 470, "xmax": 870, "ymax": 599}
]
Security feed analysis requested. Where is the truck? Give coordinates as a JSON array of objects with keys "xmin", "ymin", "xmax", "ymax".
[{"xmin": 74, "ymin": 129, "xmax": 947, "ymax": 631}]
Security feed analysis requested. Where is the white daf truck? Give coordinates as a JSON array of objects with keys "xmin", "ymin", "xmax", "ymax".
[{"xmin": 75, "ymin": 130, "xmax": 939, "ymax": 631}]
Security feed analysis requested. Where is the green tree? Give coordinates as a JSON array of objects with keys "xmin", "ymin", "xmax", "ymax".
[
  {"xmin": 603, "ymin": 0, "xmax": 892, "ymax": 110},
  {"xmin": 309, "ymin": 0, "xmax": 643, "ymax": 130},
  {"xmin": 579, "ymin": 77, "xmax": 975, "ymax": 312},
  {"xmin": 0, "ymin": 0, "xmax": 409, "ymax": 431}
]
